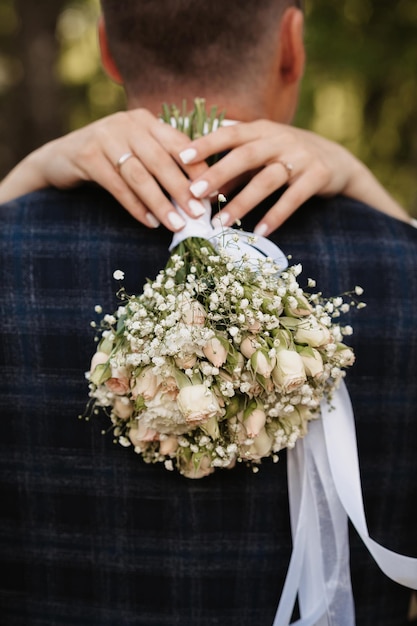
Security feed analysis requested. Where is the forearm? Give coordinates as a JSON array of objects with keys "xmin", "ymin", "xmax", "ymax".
[
  {"xmin": 342, "ymin": 156, "xmax": 411, "ymax": 224},
  {"xmin": 0, "ymin": 146, "xmax": 51, "ymax": 203}
]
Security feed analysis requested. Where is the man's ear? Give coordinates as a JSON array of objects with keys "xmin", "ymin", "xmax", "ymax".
[
  {"xmin": 98, "ymin": 15, "xmax": 123, "ymax": 84},
  {"xmin": 277, "ymin": 8, "xmax": 305, "ymax": 84}
]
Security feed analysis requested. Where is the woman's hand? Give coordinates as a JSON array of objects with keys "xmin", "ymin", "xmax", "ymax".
[
  {"xmin": 0, "ymin": 108, "xmax": 209, "ymax": 231},
  {"xmin": 1, "ymin": 111, "xmax": 410, "ymax": 233},
  {"xmin": 180, "ymin": 120, "xmax": 411, "ymax": 235}
]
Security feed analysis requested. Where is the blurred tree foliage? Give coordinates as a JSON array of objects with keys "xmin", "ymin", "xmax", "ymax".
[{"xmin": 0, "ymin": 0, "xmax": 416, "ymax": 215}]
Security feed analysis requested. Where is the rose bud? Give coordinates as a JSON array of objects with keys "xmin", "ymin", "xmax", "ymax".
[
  {"xmin": 128, "ymin": 421, "xmax": 158, "ymax": 446},
  {"xmin": 179, "ymin": 297, "xmax": 206, "ymax": 326},
  {"xmin": 90, "ymin": 351, "xmax": 110, "ymax": 374},
  {"xmin": 113, "ymin": 397, "xmax": 134, "ymax": 420},
  {"xmin": 294, "ymin": 319, "xmax": 332, "ymax": 347},
  {"xmin": 299, "ymin": 347, "xmax": 324, "ymax": 379},
  {"xmin": 106, "ymin": 366, "xmax": 130, "ymax": 395},
  {"xmin": 240, "ymin": 335, "xmax": 258, "ymax": 359},
  {"xmin": 333, "ymin": 345, "xmax": 355, "ymax": 367},
  {"xmin": 159, "ymin": 435, "xmax": 179, "ymax": 456},
  {"xmin": 272, "ymin": 349, "xmax": 306, "ymax": 393},
  {"xmin": 175, "ymin": 352, "xmax": 197, "ymax": 370},
  {"xmin": 203, "ymin": 336, "xmax": 228, "ymax": 368},
  {"xmin": 244, "ymin": 407, "xmax": 266, "ymax": 438},
  {"xmin": 131, "ymin": 366, "xmax": 160, "ymax": 401},
  {"xmin": 250, "ymin": 350, "xmax": 275, "ymax": 378},
  {"xmin": 179, "ymin": 453, "xmax": 214, "ymax": 479}
]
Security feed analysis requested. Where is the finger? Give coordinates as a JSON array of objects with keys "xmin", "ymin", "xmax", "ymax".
[
  {"xmin": 178, "ymin": 123, "xmax": 265, "ymax": 164},
  {"xmin": 149, "ymin": 118, "xmax": 209, "ymax": 180},
  {"xmin": 253, "ymin": 169, "xmax": 330, "ymax": 236},
  {"xmin": 186, "ymin": 136, "xmax": 290, "ymax": 200},
  {"xmin": 115, "ymin": 155, "xmax": 190, "ymax": 230},
  {"xmin": 88, "ymin": 112, "xmax": 207, "ymax": 221},
  {"xmin": 84, "ymin": 158, "xmax": 162, "ymax": 228},
  {"xmin": 124, "ymin": 137, "xmax": 208, "ymax": 220},
  {"xmin": 211, "ymin": 162, "xmax": 290, "ymax": 228}
]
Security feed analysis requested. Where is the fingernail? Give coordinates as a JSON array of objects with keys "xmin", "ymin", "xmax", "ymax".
[
  {"xmin": 254, "ymin": 223, "xmax": 269, "ymax": 237},
  {"xmin": 168, "ymin": 211, "xmax": 186, "ymax": 230},
  {"xmin": 146, "ymin": 213, "xmax": 160, "ymax": 228},
  {"xmin": 188, "ymin": 199, "xmax": 206, "ymax": 217},
  {"xmin": 209, "ymin": 190, "xmax": 220, "ymax": 199},
  {"xmin": 179, "ymin": 148, "xmax": 197, "ymax": 164},
  {"xmin": 190, "ymin": 180, "xmax": 209, "ymax": 198},
  {"xmin": 211, "ymin": 212, "xmax": 231, "ymax": 228}
]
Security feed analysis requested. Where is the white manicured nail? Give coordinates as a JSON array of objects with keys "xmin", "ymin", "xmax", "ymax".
[
  {"xmin": 146, "ymin": 213, "xmax": 160, "ymax": 228},
  {"xmin": 168, "ymin": 211, "xmax": 186, "ymax": 230},
  {"xmin": 188, "ymin": 199, "xmax": 206, "ymax": 217},
  {"xmin": 211, "ymin": 212, "xmax": 231, "ymax": 228},
  {"xmin": 179, "ymin": 148, "xmax": 197, "ymax": 164},
  {"xmin": 190, "ymin": 180, "xmax": 209, "ymax": 198},
  {"xmin": 254, "ymin": 223, "xmax": 268, "ymax": 237}
]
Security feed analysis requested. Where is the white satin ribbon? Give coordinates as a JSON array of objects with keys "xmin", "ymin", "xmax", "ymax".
[
  {"xmin": 169, "ymin": 199, "xmax": 288, "ymax": 272},
  {"xmin": 169, "ymin": 204, "xmax": 417, "ymax": 624},
  {"xmin": 273, "ymin": 381, "xmax": 417, "ymax": 626}
]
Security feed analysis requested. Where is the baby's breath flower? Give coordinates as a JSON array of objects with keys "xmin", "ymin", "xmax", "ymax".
[{"xmin": 113, "ymin": 270, "xmax": 125, "ymax": 281}]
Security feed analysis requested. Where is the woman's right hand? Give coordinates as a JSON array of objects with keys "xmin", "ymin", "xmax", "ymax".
[{"xmin": 0, "ymin": 108, "xmax": 210, "ymax": 232}]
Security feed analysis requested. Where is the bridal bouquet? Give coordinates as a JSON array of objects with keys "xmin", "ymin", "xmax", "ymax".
[{"xmin": 85, "ymin": 100, "xmax": 360, "ymax": 479}]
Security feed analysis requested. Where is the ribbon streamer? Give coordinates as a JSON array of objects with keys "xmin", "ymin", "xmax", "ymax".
[
  {"xmin": 170, "ymin": 204, "xmax": 417, "ymax": 624},
  {"xmin": 273, "ymin": 381, "xmax": 417, "ymax": 626}
]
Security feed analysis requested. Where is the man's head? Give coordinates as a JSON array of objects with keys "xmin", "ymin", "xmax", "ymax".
[{"xmin": 99, "ymin": 0, "xmax": 305, "ymax": 122}]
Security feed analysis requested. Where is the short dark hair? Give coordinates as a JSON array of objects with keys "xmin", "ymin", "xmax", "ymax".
[{"xmin": 100, "ymin": 0, "xmax": 302, "ymax": 97}]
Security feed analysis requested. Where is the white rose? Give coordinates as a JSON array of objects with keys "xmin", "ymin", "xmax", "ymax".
[
  {"xmin": 333, "ymin": 345, "xmax": 355, "ymax": 367},
  {"xmin": 299, "ymin": 348, "xmax": 324, "ymax": 378},
  {"xmin": 243, "ymin": 427, "xmax": 273, "ymax": 460},
  {"xmin": 90, "ymin": 351, "xmax": 109, "ymax": 374},
  {"xmin": 295, "ymin": 319, "xmax": 332, "ymax": 347},
  {"xmin": 131, "ymin": 366, "xmax": 160, "ymax": 401},
  {"xmin": 244, "ymin": 407, "xmax": 266, "ymax": 438},
  {"xmin": 251, "ymin": 350, "xmax": 275, "ymax": 379},
  {"xmin": 177, "ymin": 384, "xmax": 222, "ymax": 424},
  {"xmin": 272, "ymin": 349, "xmax": 306, "ymax": 393}
]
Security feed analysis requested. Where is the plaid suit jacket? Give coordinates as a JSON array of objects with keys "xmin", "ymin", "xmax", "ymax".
[{"xmin": 1, "ymin": 186, "xmax": 416, "ymax": 626}]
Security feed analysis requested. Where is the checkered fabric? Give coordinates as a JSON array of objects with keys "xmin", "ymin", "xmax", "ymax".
[{"xmin": 1, "ymin": 186, "xmax": 416, "ymax": 625}]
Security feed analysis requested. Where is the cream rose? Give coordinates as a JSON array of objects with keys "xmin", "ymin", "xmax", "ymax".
[
  {"xmin": 244, "ymin": 407, "xmax": 266, "ymax": 438},
  {"xmin": 106, "ymin": 366, "xmax": 130, "ymax": 395},
  {"xmin": 203, "ymin": 336, "xmax": 228, "ymax": 368},
  {"xmin": 294, "ymin": 319, "xmax": 332, "ymax": 347},
  {"xmin": 251, "ymin": 350, "xmax": 276, "ymax": 379},
  {"xmin": 179, "ymin": 296, "xmax": 206, "ymax": 326},
  {"xmin": 179, "ymin": 453, "xmax": 214, "ymax": 479},
  {"xmin": 299, "ymin": 348, "xmax": 324, "ymax": 379},
  {"xmin": 177, "ymin": 384, "xmax": 222, "ymax": 424},
  {"xmin": 272, "ymin": 349, "xmax": 306, "ymax": 393},
  {"xmin": 131, "ymin": 366, "xmax": 160, "ymax": 401},
  {"xmin": 113, "ymin": 397, "xmax": 134, "ymax": 420}
]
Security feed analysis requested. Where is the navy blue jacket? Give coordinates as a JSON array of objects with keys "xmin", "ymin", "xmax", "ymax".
[{"xmin": 1, "ymin": 186, "xmax": 416, "ymax": 625}]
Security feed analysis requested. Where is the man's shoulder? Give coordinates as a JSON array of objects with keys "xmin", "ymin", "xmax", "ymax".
[{"xmin": 0, "ymin": 184, "xmax": 172, "ymax": 249}]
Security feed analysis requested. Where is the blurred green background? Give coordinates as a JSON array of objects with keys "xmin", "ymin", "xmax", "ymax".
[{"xmin": 0, "ymin": 0, "xmax": 416, "ymax": 216}]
